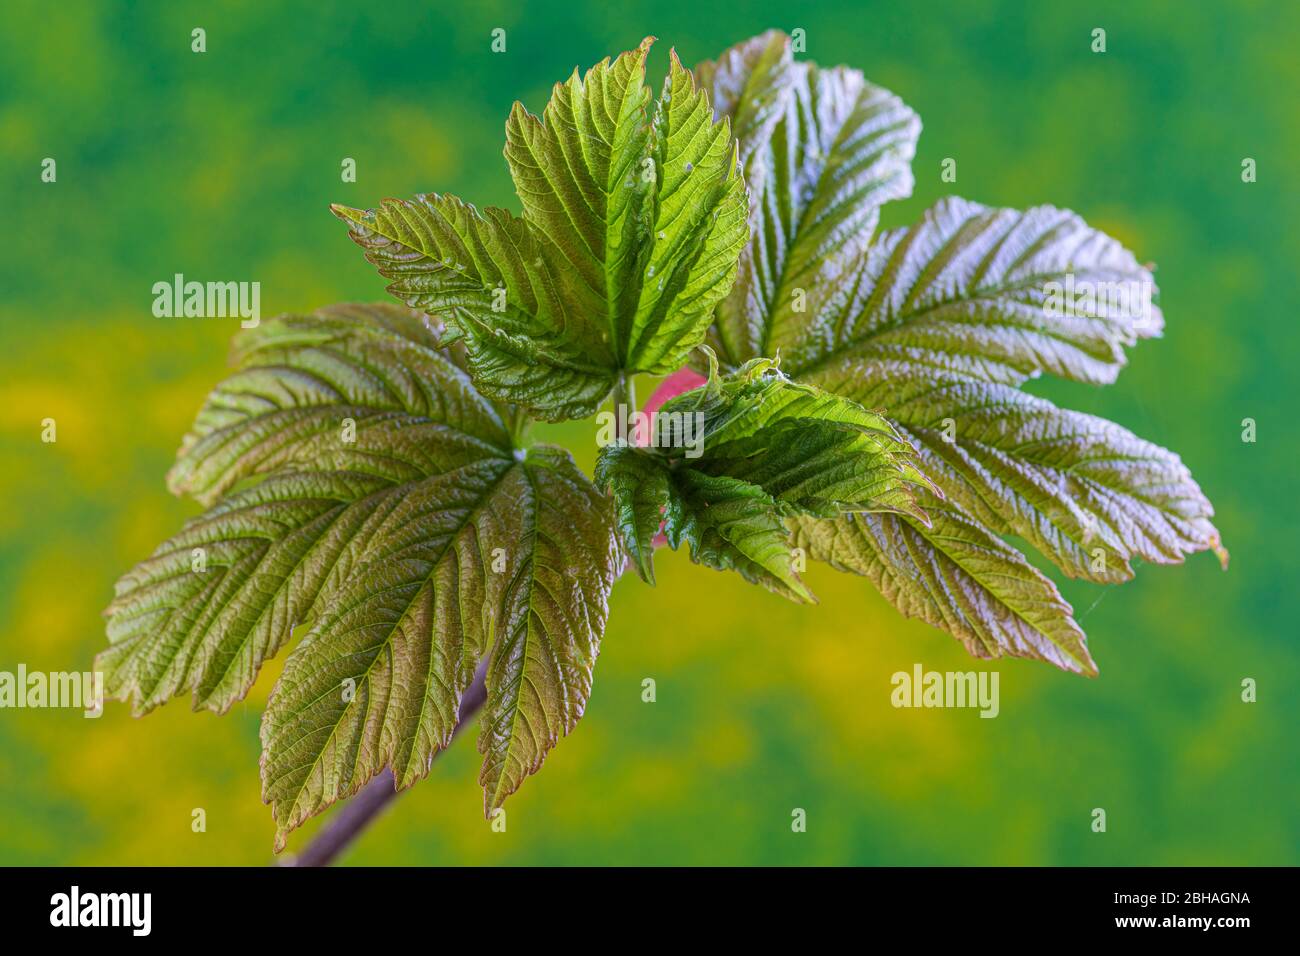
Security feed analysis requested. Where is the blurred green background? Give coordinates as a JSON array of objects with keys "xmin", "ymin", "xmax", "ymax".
[{"xmin": 1, "ymin": 0, "xmax": 1296, "ymax": 865}]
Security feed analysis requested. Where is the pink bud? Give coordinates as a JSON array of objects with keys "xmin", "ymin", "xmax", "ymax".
[
  {"xmin": 635, "ymin": 367, "xmax": 707, "ymax": 446},
  {"xmin": 637, "ymin": 366, "xmax": 707, "ymax": 547}
]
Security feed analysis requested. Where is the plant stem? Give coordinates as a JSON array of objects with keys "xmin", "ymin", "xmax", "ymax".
[
  {"xmin": 285, "ymin": 662, "xmax": 488, "ymax": 867},
  {"xmin": 614, "ymin": 373, "xmax": 636, "ymax": 442}
]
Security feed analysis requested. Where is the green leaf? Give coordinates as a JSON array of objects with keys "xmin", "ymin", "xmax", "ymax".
[
  {"xmin": 772, "ymin": 195, "xmax": 1220, "ymax": 669},
  {"xmin": 104, "ymin": 303, "xmax": 515, "ymax": 714},
  {"xmin": 667, "ymin": 467, "xmax": 812, "ymax": 602},
  {"xmin": 692, "ymin": 30, "xmax": 792, "ymax": 171},
  {"xmin": 260, "ymin": 445, "xmax": 618, "ymax": 845},
  {"xmin": 701, "ymin": 417, "xmax": 929, "ymax": 519},
  {"xmin": 105, "ymin": 302, "xmax": 619, "ymax": 840},
  {"xmin": 102, "ymin": 471, "xmax": 402, "ymax": 715},
  {"xmin": 808, "ymin": 367, "xmax": 1226, "ymax": 582},
  {"xmin": 658, "ymin": 355, "xmax": 934, "ymax": 519},
  {"xmin": 504, "ymin": 37, "xmax": 654, "ymax": 342},
  {"xmin": 783, "ymin": 196, "xmax": 1164, "ymax": 382},
  {"xmin": 693, "ymin": 35, "xmax": 1221, "ymax": 676},
  {"xmin": 329, "ymin": 194, "xmax": 617, "ymax": 422},
  {"xmin": 597, "ymin": 443, "xmax": 810, "ymax": 600},
  {"xmin": 477, "ymin": 446, "xmax": 619, "ymax": 810},
  {"xmin": 696, "ymin": 31, "xmax": 920, "ymax": 367},
  {"xmin": 595, "ymin": 354, "xmax": 935, "ymax": 599},
  {"xmin": 624, "ymin": 50, "xmax": 750, "ymax": 372},
  {"xmin": 333, "ymin": 39, "xmax": 748, "ymax": 420},
  {"xmin": 168, "ymin": 302, "xmax": 512, "ymax": 506},
  {"xmin": 593, "ymin": 442, "xmax": 671, "ymax": 584},
  {"xmin": 789, "ymin": 500, "xmax": 1097, "ymax": 676}
]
